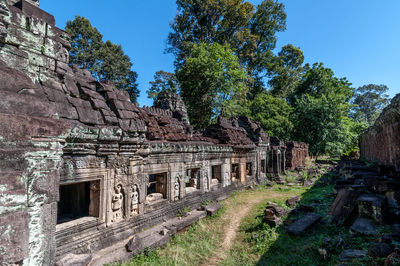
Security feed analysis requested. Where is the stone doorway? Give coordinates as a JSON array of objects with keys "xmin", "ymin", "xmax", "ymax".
[
  {"xmin": 185, "ymin": 168, "xmax": 200, "ymax": 193},
  {"xmin": 57, "ymin": 180, "xmax": 100, "ymax": 224},
  {"xmin": 261, "ymin": 159, "xmax": 266, "ymax": 174},
  {"xmin": 246, "ymin": 162, "xmax": 253, "ymax": 176},
  {"xmin": 231, "ymin": 164, "xmax": 239, "ymax": 182},
  {"xmin": 211, "ymin": 165, "xmax": 222, "ymax": 187}
]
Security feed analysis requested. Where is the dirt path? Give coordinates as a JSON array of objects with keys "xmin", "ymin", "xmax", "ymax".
[{"xmin": 204, "ymin": 190, "xmax": 287, "ymax": 266}]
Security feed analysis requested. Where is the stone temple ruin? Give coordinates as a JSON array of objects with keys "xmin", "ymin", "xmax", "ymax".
[{"xmin": 0, "ymin": 1, "xmax": 310, "ymax": 265}]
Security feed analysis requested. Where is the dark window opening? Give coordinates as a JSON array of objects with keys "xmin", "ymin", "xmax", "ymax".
[
  {"xmin": 186, "ymin": 168, "xmax": 200, "ymax": 189},
  {"xmin": 261, "ymin": 159, "xmax": 266, "ymax": 173},
  {"xmin": 231, "ymin": 164, "xmax": 239, "ymax": 181},
  {"xmin": 212, "ymin": 165, "xmax": 222, "ymax": 184},
  {"xmin": 25, "ymin": 17, "xmax": 31, "ymax": 31},
  {"xmin": 147, "ymin": 173, "xmax": 167, "ymax": 199},
  {"xmin": 246, "ymin": 162, "xmax": 253, "ymax": 176},
  {"xmin": 57, "ymin": 180, "xmax": 100, "ymax": 224}
]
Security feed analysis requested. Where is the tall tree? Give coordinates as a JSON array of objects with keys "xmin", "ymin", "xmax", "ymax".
[
  {"xmin": 147, "ymin": 71, "xmax": 179, "ymax": 100},
  {"xmin": 352, "ymin": 84, "xmax": 390, "ymax": 126},
  {"xmin": 268, "ymin": 44, "xmax": 305, "ymax": 99},
  {"xmin": 65, "ymin": 16, "xmax": 103, "ymax": 72},
  {"xmin": 98, "ymin": 41, "xmax": 139, "ymax": 101},
  {"xmin": 177, "ymin": 42, "xmax": 249, "ymax": 129},
  {"xmin": 167, "ymin": 0, "xmax": 286, "ymax": 95},
  {"xmin": 291, "ymin": 63, "xmax": 356, "ymax": 157},
  {"xmin": 66, "ymin": 16, "xmax": 139, "ymax": 102}
]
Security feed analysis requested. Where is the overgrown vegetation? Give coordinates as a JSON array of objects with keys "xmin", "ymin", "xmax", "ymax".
[
  {"xmin": 224, "ymin": 177, "xmax": 388, "ymax": 265},
  {"xmin": 118, "ymin": 165, "xmax": 390, "ymax": 266}
]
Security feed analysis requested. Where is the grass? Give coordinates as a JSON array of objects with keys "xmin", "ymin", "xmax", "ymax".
[
  {"xmin": 222, "ymin": 177, "xmax": 388, "ymax": 265},
  {"xmin": 117, "ymin": 185, "xmax": 303, "ymax": 266},
  {"xmin": 116, "ymin": 163, "xmax": 389, "ymax": 266},
  {"xmin": 116, "ymin": 209, "xmax": 223, "ymax": 266}
]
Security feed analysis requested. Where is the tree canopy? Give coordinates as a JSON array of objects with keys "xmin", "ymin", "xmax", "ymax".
[
  {"xmin": 352, "ymin": 84, "xmax": 390, "ymax": 126},
  {"xmin": 66, "ymin": 16, "xmax": 139, "ymax": 102},
  {"xmin": 147, "ymin": 71, "xmax": 179, "ymax": 101},
  {"xmin": 167, "ymin": 0, "xmax": 286, "ymax": 95},
  {"xmin": 177, "ymin": 42, "xmax": 249, "ymax": 129},
  {"xmin": 290, "ymin": 63, "xmax": 357, "ymax": 156},
  {"xmin": 248, "ymin": 92, "xmax": 293, "ymax": 140}
]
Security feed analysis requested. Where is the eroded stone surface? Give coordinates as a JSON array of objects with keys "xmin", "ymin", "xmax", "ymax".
[
  {"xmin": 0, "ymin": 1, "xmax": 310, "ymax": 265},
  {"xmin": 360, "ymin": 93, "xmax": 400, "ymax": 171}
]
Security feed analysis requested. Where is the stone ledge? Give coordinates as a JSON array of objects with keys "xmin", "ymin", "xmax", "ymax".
[{"xmin": 86, "ymin": 210, "xmax": 208, "ymax": 266}]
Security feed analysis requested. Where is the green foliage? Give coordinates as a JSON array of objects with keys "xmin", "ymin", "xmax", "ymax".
[
  {"xmin": 147, "ymin": 70, "xmax": 179, "ymax": 100},
  {"xmin": 291, "ymin": 63, "xmax": 358, "ymax": 156},
  {"xmin": 65, "ymin": 16, "xmax": 103, "ymax": 72},
  {"xmin": 177, "ymin": 206, "xmax": 192, "ymax": 217},
  {"xmin": 177, "ymin": 42, "xmax": 249, "ymax": 129},
  {"xmin": 202, "ymin": 199, "xmax": 212, "ymax": 206},
  {"xmin": 66, "ymin": 16, "xmax": 139, "ymax": 102},
  {"xmin": 167, "ymin": 0, "xmax": 287, "ymax": 92},
  {"xmin": 352, "ymin": 84, "xmax": 390, "ymax": 126},
  {"xmin": 248, "ymin": 92, "xmax": 293, "ymax": 140},
  {"xmin": 268, "ymin": 44, "xmax": 305, "ymax": 99},
  {"xmin": 98, "ymin": 40, "xmax": 139, "ymax": 102}
]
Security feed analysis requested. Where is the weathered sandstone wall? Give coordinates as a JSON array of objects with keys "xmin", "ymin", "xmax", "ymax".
[{"xmin": 360, "ymin": 93, "xmax": 400, "ymax": 171}]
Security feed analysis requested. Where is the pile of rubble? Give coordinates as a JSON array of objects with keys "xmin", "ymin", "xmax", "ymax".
[{"xmin": 326, "ymin": 160, "xmax": 400, "ymax": 263}]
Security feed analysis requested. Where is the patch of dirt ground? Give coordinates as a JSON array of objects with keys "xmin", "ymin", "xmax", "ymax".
[{"xmin": 204, "ymin": 190, "xmax": 291, "ymax": 265}]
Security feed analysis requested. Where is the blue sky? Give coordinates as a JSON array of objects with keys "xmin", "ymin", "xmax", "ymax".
[{"xmin": 40, "ymin": 0, "xmax": 399, "ymax": 106}]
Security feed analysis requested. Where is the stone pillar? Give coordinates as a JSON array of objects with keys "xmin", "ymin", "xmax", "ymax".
[
  {"xmin": 238, "ymin": 158, "xmax": 245, "ymax": 184},
  {"xmin": 169, "ymin": 162, "xmax": 185, "ymax": 201},
  {"xmin": 202, "ymin": 161, "xmax": 211, "ymax": 192},
  {"xmin": 221, "ymin": 158, "xmax": 231, "ymax": 187},
  {"xmin": 22, "ymin": 138, "xmax": 64, "ymax": 266}
]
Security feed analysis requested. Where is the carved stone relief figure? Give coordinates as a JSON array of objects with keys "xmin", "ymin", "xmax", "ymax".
[
  {"xmin": 111, "ymin": 184, "xmax": 124, "ymax": 222},
  {"xmin": 225, "ymin": 171, "xmax": 230, "ymax": 185},
  {"xmin": 131, "ymin": 185, "xmax": 139, "ymax": 215},
  {"xmin": 203, "ymin": 172, "xmax": 209, "ymax": 191},
  {"xmin": 174, "ymin": 176, "xmax": 180, "ymax": 201}
]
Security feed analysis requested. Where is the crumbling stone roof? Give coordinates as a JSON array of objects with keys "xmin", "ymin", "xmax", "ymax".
[
  {"xmin": 0, "ymin": 0, "xmax": 275, "ymax": 149},
  {"xmin": 202, "ymin": 116, "xmax": 268, "ymax": 147}
]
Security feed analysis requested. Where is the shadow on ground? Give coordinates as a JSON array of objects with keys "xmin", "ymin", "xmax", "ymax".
[{"xmin": 250, "ymin": 160, "xmax": 380, "ymax": 266}]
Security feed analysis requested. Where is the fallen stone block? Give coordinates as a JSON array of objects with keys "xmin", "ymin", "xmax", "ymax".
[
  {"xmin": 385, "ymin": 252, "xmax": 400, "ymax": 266},
  {"xmin": 329, "ymin": 188, "xmax": 363, "ymax": 224},
  {"xmin": 368, "ymin": 242, "xmax": 392, "ymax": 258},
  {"xmin": 141, "ymin": 232, "xmax": 170, "ymax": 250},
  {"xmin": 357, "ymin": 194, "xmax": 385, "ymax": 222},
  {"xmin": 286, "ymin": 213, "xmax": 322, "ymax": 235},
  {"xmin": 364, "ymin": 178, "xmax": 400, "ymax": 194},
  {"xmin": 350, "ymin": 217, "xmax": 378, "ymax": 236},
  {"xmin": 202, "ymin": 202, "xmax": 221, "ymax": 216},
  {"xmin": 163, "ymin": 210, "xmax": 207, "ymax": 232},
  {"xmin": 55, "ymin": 253, "xmax": 92, "ymax": 266},
  {"xmin": 125, "ymin": 235, "xmax": 144, "ymax": 253},
  {"xmin": 285, "ymin": 195, "xmax": 300, "ymax": 208},
  {"xmin": 339, "ymin": 249, "xmax": 367, "ymax": 261}
]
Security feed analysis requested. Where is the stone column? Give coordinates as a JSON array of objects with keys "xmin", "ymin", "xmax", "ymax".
[
  {"xmin": 169, "ymin": 162, "xmax": 185, "ymax": 201},
  {"xmin": 221, "ymin": 158, "xmax": 231, "ymax": 187}
]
